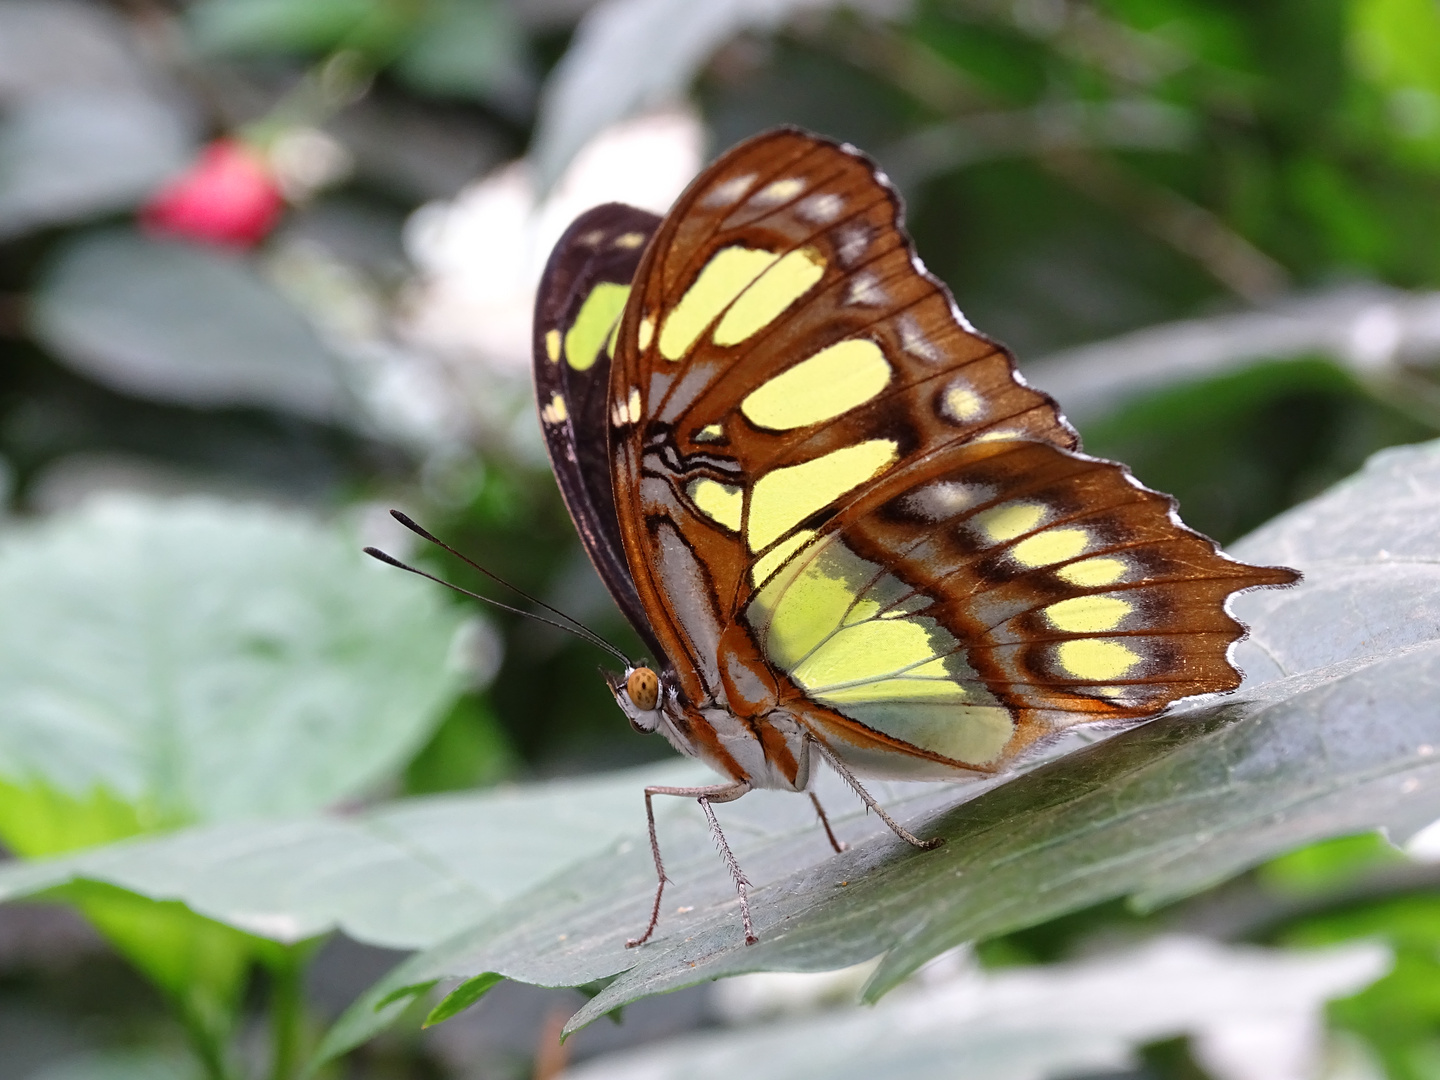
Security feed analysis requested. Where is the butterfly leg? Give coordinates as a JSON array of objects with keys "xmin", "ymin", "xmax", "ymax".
[
  {"xmin": 809, "ymin": 737, "xmax": 944, "ymax": 851},
  {"xmin": 697, "ymin": 787, "xmax": 759, "ymax": 945},
  {"xmin": 627, "ymin": 781, "xmax": 752, "ymax": 948},
  {"xmin": 808, "ymin": 792, "xmax": 847, "ymax": 854}
]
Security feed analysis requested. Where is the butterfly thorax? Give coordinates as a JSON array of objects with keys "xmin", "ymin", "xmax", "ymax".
[{"xmin": 611, "ymin": 649, "xmax": 817, "ymax": 792}]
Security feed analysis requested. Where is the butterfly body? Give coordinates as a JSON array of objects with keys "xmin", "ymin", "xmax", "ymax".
[{"xmin": 531, "ymin": 128, "xmax": 1298, "ymax": 943}]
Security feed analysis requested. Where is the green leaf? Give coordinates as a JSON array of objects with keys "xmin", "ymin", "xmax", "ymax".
[
  {"xmin": 63, "ymin": 884, "xmax": 259, "ymax": 1070},
  {"xmin": 0, "ymin": 761, "xmax": 708, "ymax": 947},
  {"xmin": 28, "ymin": 1048, "xmax": 199, "ymax": 1080},
  {"xmin": 307, "ymin": 776, "xmax": 857, "ymax": 1064},
  {"xmin": 1329, "ymin": 946, "xmax": 1440, "ymax": 1079},
  {"xmin": 333, "ymin": 437, "xmax": 1440, "ymax": 1037},
  {"xmin": 393, "ymin": 0, "xmax": 534, "ymax": 115},
  {"xmin": 186, "ymin": 0, "xmax": 410, "ymax": 57},
  {"xmin": 8, "ymin": 439, "xmax": 1440, "ymax": 1054},
  {"xmin": 0, "ymin": 495, "xmax": 460, "ymax": 1071},
  {"xmin": 422, "ymin": 971, "xmax": 502, "ymax": 1026},
  {"xmin": 0, "ymin": 778, "xmax": 145, "ymax": 857},
  {"xmin": 307, "ymin": 984, "xmax": 434, "ymax": 1073},
  {"xmin": 1219, "ymin": 437, "xmax": 1440, "ymax": 681},
  {"xmin": 68, "ymin": 885, "xmax": 256, "ymax": 1006},
  {"xmin": 1258, "ymin": 832, "xmax": 1405, "ymax": 896},
  {"xmin": 30, "ymin": 229, "xmax": 346, "ymax": 419},
  {"xmin": 356, "ymin": 639, "xmax": 1435, "ymax": 1039},
  {"xmin": 0, "ymin": 94, "xmax": 195, "ymax": 239},
  {"xmin": 560, "ymin": 938, "xmax": 1387, "ymax": 1080},
  {"xmin": 0, "ymin": 494, "xmax": 465, "ymax": 835},
  {"xmin": 1351, "ymin": 0, "xmax": 1440, "ymax": 98}
]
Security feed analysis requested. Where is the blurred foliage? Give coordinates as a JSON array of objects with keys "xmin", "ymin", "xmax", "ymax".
[
  {"xmin": 0, "ymin": 0, "xmax": 1436, "ymax": 1078},
  {"xmin": 187, "ymin": 0, "xmax": 535, "ymax": 116},
  {"xmin": 1081, "ymin": 358, "xmax": 1436, "ymax": 542}
]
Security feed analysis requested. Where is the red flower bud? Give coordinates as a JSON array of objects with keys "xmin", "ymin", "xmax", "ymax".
[{"xmin": 141, "ymin": 139, "xmax": 285, "ymax": 248}]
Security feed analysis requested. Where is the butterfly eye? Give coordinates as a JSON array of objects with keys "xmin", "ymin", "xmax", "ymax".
[{"xmin": 626, "ymin": 667, "xmax": 661, "ymax": 712}]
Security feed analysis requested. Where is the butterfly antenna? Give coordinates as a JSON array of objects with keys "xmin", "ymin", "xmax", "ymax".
[
  {"xmin": 374, "ymin": 511, "xmax": 631, "ymax": 663},
  {"xmin": 388, "ymin": 510, "xmax": 616, "ymax": 647},
  {"xmin": 364, "ymin": 546, "xmax": 630, "ymax": 663}
]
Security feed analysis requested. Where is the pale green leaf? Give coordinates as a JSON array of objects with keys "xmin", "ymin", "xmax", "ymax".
[
  {"xmin": 0, "ymin": 495, "xmax": 464, "ymax": 830},
  {"xmin": 566, "ymin": 938, "xmax": 1388, "ymax": 1080},
  {"xmin": 0, "ymin": 762, "xmax": 707, "ymax": 946}
]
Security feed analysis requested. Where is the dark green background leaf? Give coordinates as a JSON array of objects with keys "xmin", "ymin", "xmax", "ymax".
[
  {"xmin": 0, "ymin": 95, "xmax": 195, "ymax": 238},
  {"xmin": 30, "ymin": 230, "xmax": 346, "ymax": 419}
]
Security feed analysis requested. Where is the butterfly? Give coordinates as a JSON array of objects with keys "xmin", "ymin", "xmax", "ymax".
[{"xmin": 525, "ymin": 127, "xmax": 1301, "ymax": 947}]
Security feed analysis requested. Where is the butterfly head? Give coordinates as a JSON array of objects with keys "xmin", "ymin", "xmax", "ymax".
[{"xmin": 608, "ymin": 664, "xmax": 664, "ymax": 733}]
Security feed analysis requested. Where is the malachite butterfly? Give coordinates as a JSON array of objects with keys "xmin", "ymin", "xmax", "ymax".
[{"xmin": 488, "ymin": 127, "xmax": 1296, "ymax": 946}]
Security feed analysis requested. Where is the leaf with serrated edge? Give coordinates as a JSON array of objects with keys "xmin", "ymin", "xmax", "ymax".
[
  {"xmin": 335, "ymin": 644, "xmax": 1435, "ymax": 1039},
  {"xmin": 334, "ymin": 438, "xmax": 1440, "ymax": 1039}
]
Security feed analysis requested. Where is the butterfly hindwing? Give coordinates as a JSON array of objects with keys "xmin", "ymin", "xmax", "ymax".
[
  {"xmin": 533, "ymin": 203, "xmax": 663, "ymax": 657},
  {"xmin": 601, "ymin": 129, "xmax": 1296, "ymax": 775},
  {"xmin": 744, "ymin": 437, "xmax": 1292, "ymax": 773}
]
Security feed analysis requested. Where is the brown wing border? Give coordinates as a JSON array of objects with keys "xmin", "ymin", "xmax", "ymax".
[{"xmin": 532, "ymin": 202, "xmax": 664, "ymax": 660}]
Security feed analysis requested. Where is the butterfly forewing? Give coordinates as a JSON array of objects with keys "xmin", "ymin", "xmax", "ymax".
[
  {"xmin": 533, "ymin": 202, "xmax": 663, "ymax": 657},
  {"xmin": 603, "ymin": 128, "xmax": 1296, "ymax": 776}
]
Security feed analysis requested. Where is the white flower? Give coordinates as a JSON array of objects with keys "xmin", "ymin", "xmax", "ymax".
[{"xmin": 401, "ymin": 107, "xmax": 704, "ymax": 378}]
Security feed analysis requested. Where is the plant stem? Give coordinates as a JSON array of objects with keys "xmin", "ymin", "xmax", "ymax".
[
  {"xmin": 269, "ymin": 948, "xmax": 306, "ymax": 1080},
  {"xmin": 178, "ymin": 998, "xmax": 240, "ymax": 1080}
]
